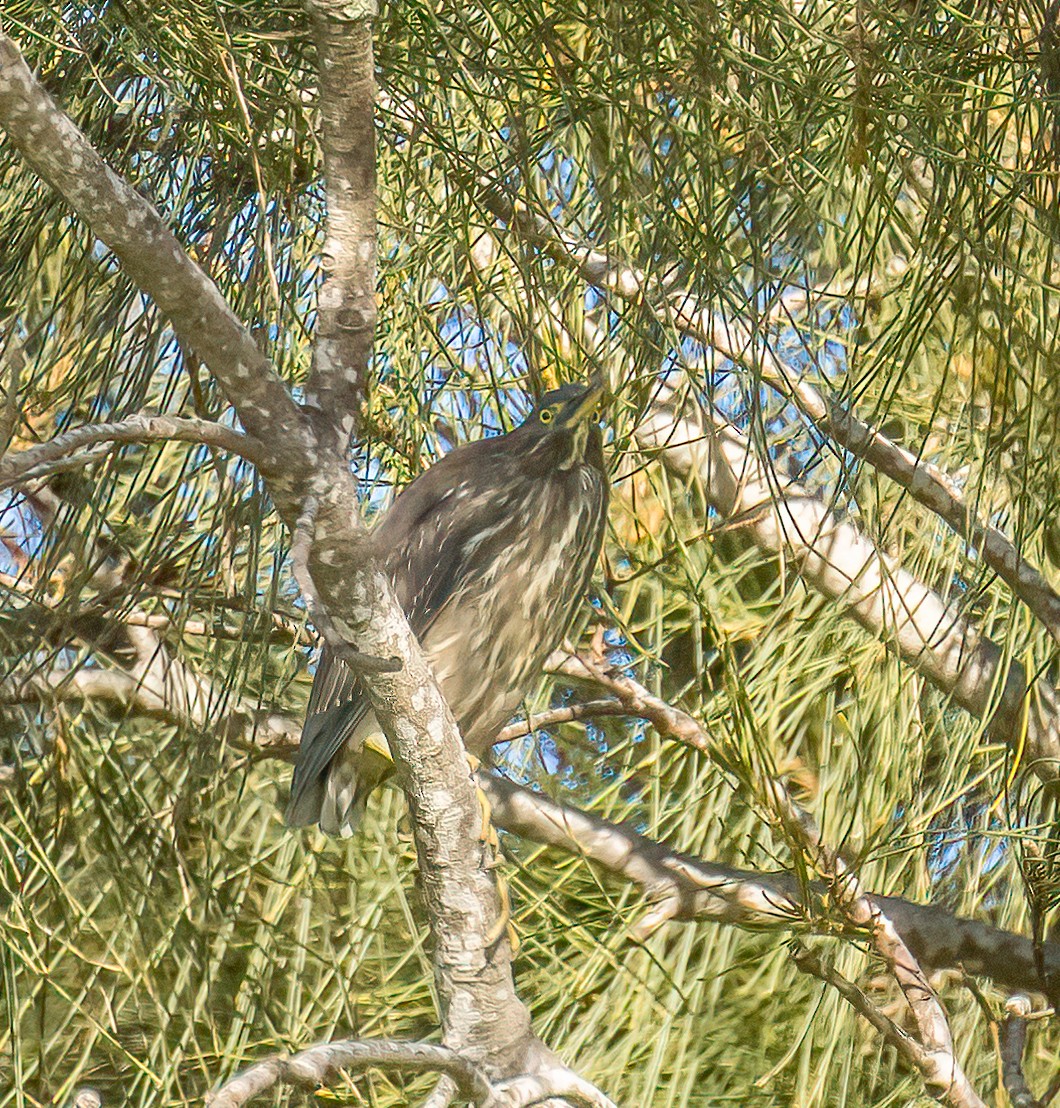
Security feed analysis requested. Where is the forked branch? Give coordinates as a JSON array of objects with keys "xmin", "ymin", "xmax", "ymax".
[{"xmin": 207, "ymin": 1037, "xmax": 617, "ymax": 1108}]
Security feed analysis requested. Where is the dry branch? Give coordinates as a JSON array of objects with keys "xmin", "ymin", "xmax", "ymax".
[
  {"xmin": 207, "ymin": 1037, "xmax": 617, "ymax": 1108},
  {"xmin": 1000, "ymin": 996, "xmax": 1040, "ymax": 1108},
  {"xmin": 791, "ymin": 944, "xmax": 988, "ymax": 1107},
  {"xmin": 772, "ymin": 784, "xmax": 984, "ymax": 1106}
]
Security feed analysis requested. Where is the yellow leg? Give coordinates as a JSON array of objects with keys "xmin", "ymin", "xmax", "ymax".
[{"xmin": 468, "ymin": 753, "xmax": 519, "ymax": 953}]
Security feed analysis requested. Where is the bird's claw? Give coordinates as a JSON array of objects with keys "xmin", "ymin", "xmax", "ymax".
[{"xmin": 467, "ymin": 752, "xmax": 519, "ymax": 953}]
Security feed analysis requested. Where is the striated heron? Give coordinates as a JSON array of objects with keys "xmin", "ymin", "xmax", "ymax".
[{"xmin": 287, "ymin": 379, "xmax": 609, "ymax": 834}]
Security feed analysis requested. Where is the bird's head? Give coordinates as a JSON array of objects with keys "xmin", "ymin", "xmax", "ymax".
[{"xmin": 517, "ymin": 376, "xmax": 606, "ymax": 472}]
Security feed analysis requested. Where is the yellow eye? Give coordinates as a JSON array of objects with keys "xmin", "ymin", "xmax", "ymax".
[{"xmin": 539, "ymin": 407, "xmax": 554, "ymax": 424}]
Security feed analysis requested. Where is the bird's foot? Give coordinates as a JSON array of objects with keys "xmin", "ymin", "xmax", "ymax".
[
  {"xmin": 467, "ymin": 752, "xmax": 519, "ymax": 953},
  {"xmin": 466, "ymin": 752, "xmax": 495, "ymax": 843},
  {"xmin": 483, "ymin": 869, "xmax": 520, "ymax": 954}
]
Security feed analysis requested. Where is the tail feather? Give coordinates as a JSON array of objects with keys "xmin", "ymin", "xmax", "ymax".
[
  {"xmin": 288, "ymin": 706, "xmax": 395, "ymax": 835},
  {"xmin": 318, "ymin": 753, "xmax": 364, "ymax": 837}
]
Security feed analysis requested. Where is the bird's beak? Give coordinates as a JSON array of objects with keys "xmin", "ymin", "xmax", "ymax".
[{"xmin": 567, "ymin": 374, "xmax": 606, "ymax": 424}]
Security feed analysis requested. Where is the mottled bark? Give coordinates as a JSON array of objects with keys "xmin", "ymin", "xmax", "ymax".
[
  {"xmin": 0, "ymin": 34, "xmax": 312, "ymax": 509},
  {"xmin": 791, "ymin": 945, "xmax": 986, "ymax": 1108},
  {"xmin": 303, "ymin": 0, "xmax": 378, "ymax": 453},
  {"xmin": 305, "ymin": 486, "xmax": 540, "ymax": 1075},
  {"xmin": 769, "ymin": 783, "xmax": 984, "ymax": 1106},
  {"xmin": 0, "ymin": 27, "xmax": 550, "ymax": 1087},
  {"xmin": 208, "ymin": 1040, "xmax": 492, "ymax": 1108}
]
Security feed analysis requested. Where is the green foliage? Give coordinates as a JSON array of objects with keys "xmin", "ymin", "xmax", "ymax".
[{"xmin": 3, "ymin": 0, "xmax": 1060, "ymax": 1103}]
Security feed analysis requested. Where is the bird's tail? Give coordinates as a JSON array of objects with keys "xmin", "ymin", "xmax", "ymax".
[
  {"xmin": 318, "ymin": 741, "xmax": 393, "ymax": 837},
  {"xmin": 286, "ymin": 705, "xmax": 393, "ymax": 835}
]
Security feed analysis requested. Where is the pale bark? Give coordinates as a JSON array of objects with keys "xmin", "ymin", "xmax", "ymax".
[
  {"xmin": 0, "ymin": 26, "xmax": 558, "ymax": 1091},
  {"xmin": 480, "ymin": 773, "xmax": 1060, "ymax": 1000},
  {"xmin": 770, "ymin": 784, "xmax": 984, "ymax": 1107},
  {"xmin": 208, "ymin": 1040, "xmax": 491, "ymax": 1108},
  {"xmin": 303, "ymin": 0, "xmax": 378, "ymax": 453},
  {"xmin": 0, "ymin": 35, "xmax": 310, "ymax": 503}
]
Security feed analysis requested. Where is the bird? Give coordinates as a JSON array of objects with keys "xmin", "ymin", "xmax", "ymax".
[{"xmin": 286, "ymin": 378, "xmax": 610, "ymax": 834}]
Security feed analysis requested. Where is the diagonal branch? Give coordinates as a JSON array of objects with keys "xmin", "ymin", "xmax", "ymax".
[
  {"xmin": 772, "ymin": 783, "xmax": 985, "ymax": 1106},
  {"xmin": 0, "ymin": 35, "xmax": 310, "ymax": 492},
  {"xmin": 479, "ymin": 772, "xmax": 1060, "ymax": 1001},
  {"xmin": 667, "ymin": 303, "xmax": 1060, "ymax": 649},
  {"xmin": 0, "ymin": 413, "xmax": 263, "ymax": 490},
  {"xmin": 791, "ymin": 944, "xmax": 984, "ymax": 1108},
  {"xmin": 636, "ymin": 387, "xmax": 1060, "ymax": 779},
  {"xmin": 546, "ymin": 649, "xmax": 712, "ymax": 756},
  {"xmin": 471, "ymin": 181, "xmax": 1060, "ymax": 647},
  {"xmin": 8, "ymin": 638, "xmax": 1058, "ymax": 1003}
]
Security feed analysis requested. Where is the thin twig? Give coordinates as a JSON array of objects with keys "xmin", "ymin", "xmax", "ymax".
[
  {"xmin": 546, "ymin": 649, "xmax": 712, "ymax": 756},
  {"xmin": 791, "ymin": 943, "xmax": 926, "ymax": 1062},
  {"xmin": 1001, "ymin": 995, "xmax": 1042, "ymax": 1108},
  {"xmin": 493, "ymin": 699, "xmax": 631, "ymax": 745},
  {"xmin": 0, "ymin": 570, "xmax": 310, "ymax": 645},
  {"xmin": 767, "ymin": 781, "xmax": 985, "ymax": 1106}
]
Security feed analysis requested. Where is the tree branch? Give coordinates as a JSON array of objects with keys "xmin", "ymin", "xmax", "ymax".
[
  {"xmin": 0, "ymin": 34, "xmax": 311, "ymax": 494},
  {"xmin": 303, "ymin": 0, "xmax": 379, "ymax": 453},
  {"xmin": 546, "ymin": 649, "xmax": 712, "ymax": 757},
  {"xmin": 207, "ymin": 1037, "xmax": 617, "ymax": 1108},
  {"xmin": 207, "ymin": 1039, "xmax": 493, "ymax": 1108},
  {"xmin": 479, "ymin": 771, "xmax": 1060, "ymax": 1001},
  {"xmin": 636, "ymin": 385, "xmax": 1060, "ymax": 779},
  {"xmin": 0, "ymin": 29, "xmax": 593, "ymax": 1097},
  {"xmin": 790, "ymin": 944, "xmax": 987, "ymax": 1107},
  {"xmin": 790, "ymin": 943, "xmax": 934, "ymax": 1071},
  {"xmin": 10, "ymin": 638, "xmax": 1058, "ymax": 1005},
  {"xmin": 472, "ymin": 181, "xmax": 1060, "ymax": 647},
  {"xmin": 0, "ymin": 625, "xmax": 300, "ymax": 748},
  {"xmin": 772, "ymin": 784, "xmax": 984, "ymax": 1107},
  {"xmin": 302, "ymin": 483, "xmax": 546, "ymax": 1076},
  {"xmin": 494, "ymin": 699, "xmax": 632, "ymax": 745},
  {"xmin": 1000, "ymin": 996, "xmax": 1041, "ymax": 1108},
  {"xmin": 0, "ymin": 413, "xmax": 263, "ymax": 490}
]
